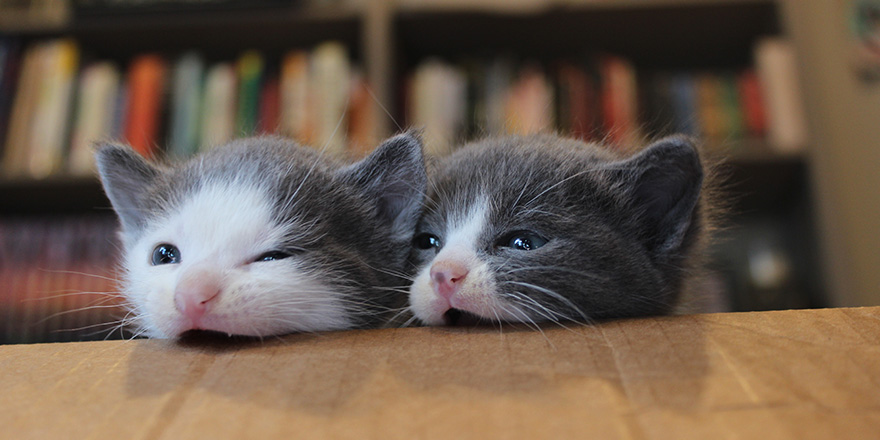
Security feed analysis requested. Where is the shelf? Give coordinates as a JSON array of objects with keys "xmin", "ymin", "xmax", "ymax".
[
  {"xmin": 0, "ymin": 176, "xmax": 110, "ymax": 216},
  {"xmin": 395, "ymin": 1, "xmax": 779, "ymax": 69},
  {"xmin": 0, "ymin": 142, "xmax": 804, "ymax": 216},
  {"xmin": 7, "ymin": 3, "xmax": 363, "ymax": 61},
  {"xmin": 395, "ymin": 0, "xmax": 777, "ymax": 14}
]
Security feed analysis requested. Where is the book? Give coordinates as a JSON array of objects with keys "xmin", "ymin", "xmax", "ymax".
[
  {"xmin": 258, "ymin": 74, "xmax": 280, "ymax": 135},
  {"xmin": 695, "ymin": 73, "xmax": 724, "ymax": 140},
  {"xmin": 482, "ymin": 58, "xmax": 513, "ymax": 137},
  {"xmin": 280, "ymin": 50, "xmax": 311, "ymax": 144},
  {"xmin": 719, "ymin": 73, "xmax": 744, "ymax": 141},
  {"xmin": 347, "ymin": 69, "xmax": 376, "ymax": 157},
  {"xmin": 670, "ymin": 73, "xmax": 698, "ymax": 136},
  {"xmin": 754, "ymin": 38, "xmax": 807, "ymax": 154},
  {"xmin": 0, "ymin": 39, "xmax": 22, "ymax": 162},
  {"xmin": 199, "ymin": 62, "xmax": 236, "ymax": 151},
  {"xmin": 111, "ymin": 79, "xmax": 129, "ymax": 140},
  {"xmin": 599, "ymin": 55, "xmax": 639, "ymax": 148},
  {"xmin": 0, "ymin": 216, "xmax": 123, "ymax": 344},
  {"xmin": 2, "ymin": 41, "xmax": 43, "ymax": 177},
  {"xmin": 409, "ymin": 58, "xmax": 466, "ymax": 155},
  {"xmin": 167, "ymin": 52, "xmax": 204, "ymax": 158},
  {"xmin": 69, "ymin": 61, "xmax": 120, "ymax": 175},
  {"xmin": 557, "ymin": 62, "xmax": 598, "ymax": 141},
  {"xmin": 310, "ymin": 42, "xmax": 350, "ymax": 155},
  {"xmin": 737, "ymin": 69, "xmax": 767, "ymax": 138},
  {"xmin": 124, "ymin": 54, "xmax": 167, "ymax": 158},
  {"xmin": 505, "ymin": 64, "xmax": 554, "ymax": 135},
  {"xmin": 235, "ymin": 50, "xmax": 263, "ymax": 137}
]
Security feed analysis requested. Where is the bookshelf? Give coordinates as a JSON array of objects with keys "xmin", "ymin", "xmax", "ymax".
[{"xmin": 0, "ymin": 0, "xmax": 829, "ymax": 343}]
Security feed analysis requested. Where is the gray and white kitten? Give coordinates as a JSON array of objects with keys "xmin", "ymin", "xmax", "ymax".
[
  {"xmin": 96, "ymin": 133, "xmax": 425, "ymax": 338},
  {"xmin": 409, "ymin": 134, "xmax": 707, "ymax": 326}
]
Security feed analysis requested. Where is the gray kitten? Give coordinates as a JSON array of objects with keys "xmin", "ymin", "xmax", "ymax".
[
  {"xmin": 96, "ymin": 133, "xmax": 425, "ymax": 338},
  {"xmin": 408, "ymin": 134, "xmax": 707, "ymax": 326}
]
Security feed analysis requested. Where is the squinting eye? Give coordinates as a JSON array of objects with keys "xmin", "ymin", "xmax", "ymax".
[
  {"xmin": 413, "ymin": 233, "xmax": 442, "ymax": 250},
  {"xmin": 151, "ymin": 243, "xmax": 181, "ymax": 265},
  {"xmin": 501, "ymin": 231, "xmax": 548, "ymax": 251},
  {"xmin": 255, "ymin": 251, "xmax": 292, "ymax": 262}
]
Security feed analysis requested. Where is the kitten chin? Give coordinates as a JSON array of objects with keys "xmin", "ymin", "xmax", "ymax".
[
  {"xmin": 408, "ymin": 134, "xmax": 711, "ymax": 327},
  {"xmin": 96, "ymin": 132, "xmax": 426, "ymax": 339}
]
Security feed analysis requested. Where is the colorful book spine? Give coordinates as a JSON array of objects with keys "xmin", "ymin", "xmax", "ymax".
[
  {"xmin": 69, "ymin": 61, "xmax": 120, "ymax": 175},
  {"xmin": 347, "ymin": 69, "xmax": 376, "ymax": 157},
  {"xmin": 0, "ymin": 217, "xmax": 123, "ymax": 344},
  {"xmin": 236, "ymin": 50, "xmax": 263, "ymax": 137},
  {"xmin": 755, "ymin": 38, "xmax": 808, "ymax": 154},
  {"xmin": 280, "ymin": 50, "xmax": 311, "ymax": 144},
  {"xmin": 505, "ymin": 65, "xmax": 554, "ymax": 135},
  {"xmin": 310, "ymin": 42, "xmax": 350, "ymax": 156},
  {"xmin": 124, "ymin": 54, "xmax": 167, "ymax": 158},
  {"xmin": 0, "ymin": 39, "xmax": 22, "ymax": 161},
  {"xmin": 3, "ymin": 41, "xmax": 43, "ymax": 177},
  {"xmin": 738, "ymin": 69, "xmax": 767, "ymax": 138},
  {"xmin": 167, "ymin": 52, "xmax": 204, "ymax": 158},
  {"xmin": 258, "ymin": 74, "xmax": 280, "ymax": 135},
  {"xmin": 199, "ymin": 62, "xmax": 236, "ymax": 151},
  {"xmin": 557, "ymin": 62, "xmax": 598, "ymax": 141},
  {"xmin": 600, "ymin": 55, "xmax": 639, "ymax": 147}
]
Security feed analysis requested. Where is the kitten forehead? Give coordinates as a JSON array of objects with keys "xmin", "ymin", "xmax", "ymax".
[
  {"xmin": 146, "ymin": 181, "xmax": 285, "ymax": 264},
  {"xmin": 444, "ymin": 196, "xmax": 489, "ymax": 250}
]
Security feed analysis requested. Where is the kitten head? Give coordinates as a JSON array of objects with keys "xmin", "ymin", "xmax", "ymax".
[
  {"xmin": 408, "ymin": 134, "xmax": 705, "ymax": 326},
  {"xmin": 97, "ymin": 133, "xmax": 425, "ymax": 338}
]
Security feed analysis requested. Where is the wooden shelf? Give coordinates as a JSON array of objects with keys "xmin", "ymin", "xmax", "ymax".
[
  {"xmin": 7, "ymin": 3, "xmax": 363, "ymax": 61},
  {"xmin": 0, "ymin": 176, "xmax": 110, "ymax": 216},
  {"xmin": 394, "ymin": 1, "xmax": 779, "ymax": 69}
]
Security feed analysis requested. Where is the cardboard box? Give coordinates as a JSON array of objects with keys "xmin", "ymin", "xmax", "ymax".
[{"xmin": 2, "ymin": 306, "xmax": 879, "ymax": 439}]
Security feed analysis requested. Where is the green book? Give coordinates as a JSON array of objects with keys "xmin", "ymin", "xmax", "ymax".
[
  {"xmin": 168, "ymin": 52, "xmax": 204, "ymax": 158},
  {"xmin": 236, "ymin": 51, "xmax": 263, "ymax": 137}
]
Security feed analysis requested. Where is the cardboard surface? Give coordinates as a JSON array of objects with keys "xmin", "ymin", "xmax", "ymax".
[{"xmin": 2, "ymin": 307, "xmax": 879, "ymax": 439}]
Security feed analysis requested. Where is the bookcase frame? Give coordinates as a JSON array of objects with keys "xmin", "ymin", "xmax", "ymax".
[{"xmin": 0, "ymin": 0, "xmax": 829, "ymax": 313}]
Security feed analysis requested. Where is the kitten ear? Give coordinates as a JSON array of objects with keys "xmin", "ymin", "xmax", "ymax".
[
  {"xmin": 95, "ymin": 143, "xmax": 162, "ymax": 233},
  {"xmin": 338, "ymin": 131, "xmax": 427, "ymax": 240},
  {"xmin": 610, "ymin": 136, "xmax": 704, "ymax": 258}
]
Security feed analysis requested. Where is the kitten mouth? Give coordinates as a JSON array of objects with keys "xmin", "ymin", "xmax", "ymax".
[{"xmin": 442, "ymin": 308, "xmax": 486, "ymax": 326}]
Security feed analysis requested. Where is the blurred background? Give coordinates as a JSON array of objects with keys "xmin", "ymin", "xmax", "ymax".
[{"xmin": 0, "ymin": 0, "xmax": 878, "ymax": 344}]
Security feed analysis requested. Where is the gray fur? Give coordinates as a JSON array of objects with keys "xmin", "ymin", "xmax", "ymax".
[
  {"xmin": 410, "ymin": 134, "xmax": 707, "ymax": 323},
  {"xmin": 96, "ymin": 132, "xmax": 426, "ymax": 333}
]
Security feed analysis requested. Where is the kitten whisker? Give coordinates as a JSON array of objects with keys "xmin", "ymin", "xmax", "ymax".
[
  {"xmin": 500, "ymin": 266, "xmax": 609, "ymax": 282},
  {"xmin": 501, "ymin": 280, "xmax": 590, "ymax": 323}
]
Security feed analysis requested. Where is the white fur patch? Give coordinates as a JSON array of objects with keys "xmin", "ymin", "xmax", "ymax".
[
  {"xmin": 409, "ymin": 197, "xmax": 523, "ymax": 325},
  {"xmin": 122, "ymin": 180, "xmax": 354, "ymax": 338}
]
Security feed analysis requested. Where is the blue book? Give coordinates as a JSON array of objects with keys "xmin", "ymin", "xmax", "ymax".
[
  {"xmin": 167, "ymin": 52, "xmax": 204, "ymax": 158},
  {"xmin": 671, "ymin": 73, "xmax": 697, "ymax": 136}
]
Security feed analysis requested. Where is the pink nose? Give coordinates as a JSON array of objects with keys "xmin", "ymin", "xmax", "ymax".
[
  {"xmin": 174, "ymin": 275, "xmax": 221, "ymax": 326},
  {"xmin": 430, "ymin": 260, "xmax": 469, "ymax": 300}
]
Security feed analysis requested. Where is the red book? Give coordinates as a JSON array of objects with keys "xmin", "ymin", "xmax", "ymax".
[
  {"xmin": 559, "ymin": 63, "xmax": 597, "ymax": 141},
  {"xmin": 347, "ymin": 72, "xmax": 375, "ymax": 158},
  {"xmin": 258, "ymin": 75, "xmax": 280, "ymax": 134},
  {"xmin": 600, "ymin": 56, "xmax": 637, "ymax": 147},
  {"xmin": 737, "ymin": 69, "xmax": 767, "ymax": 137},
  {"xmin": 124, "ymin": 55, "xmax": 167, "ymax": 157}
]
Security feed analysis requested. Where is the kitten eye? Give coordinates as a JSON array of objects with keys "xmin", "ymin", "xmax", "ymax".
[
  {"xmin": 255, "ymin": 251, "xmax": 292, "ymax": 262},
  {"xmin": 499, "ymin": 231, "xmax": 548, "ymax": 251},
  {"xmin": 151, "ymin": 244, "xmax": 181, "ymax": 265},
  {"xmin": 413, "ymin": 233, "xmax": 442, "ymax": 250}
]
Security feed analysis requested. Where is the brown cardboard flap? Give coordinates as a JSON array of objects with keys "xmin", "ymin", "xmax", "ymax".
[{"xmin": 2, "ymin": 307, "xmax": 880, "ymax": 439}]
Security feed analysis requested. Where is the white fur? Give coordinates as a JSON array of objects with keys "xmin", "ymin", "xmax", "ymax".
[
  {"xmin": 410, "ymin": 198, "xmax": 523, "ymax": 325},
  {"xmin": 122, "ymin": 180, "xmax": 355, "ymax": 338}
]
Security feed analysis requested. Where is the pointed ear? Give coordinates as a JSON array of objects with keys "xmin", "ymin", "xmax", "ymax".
[
  {"xmin": 608, "ymin": 136, "xmax": 704, "ymax": 257},
  {"xmin": 337, "ymin": 131, "xmax": 427, "ymax": 240},
  {"xmin": 95, "ymin": 143, "xmax": 162, "ymax": 233}
]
